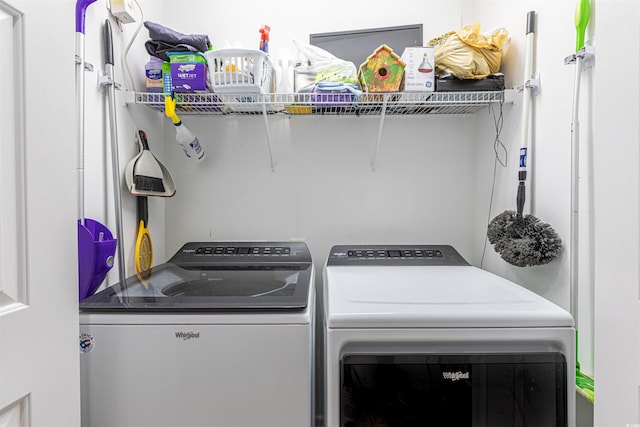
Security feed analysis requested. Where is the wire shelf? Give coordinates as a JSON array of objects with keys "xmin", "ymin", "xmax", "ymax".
[{"xmin": 132, "ymin": 90, "xmax": 509, "ymax": 116}]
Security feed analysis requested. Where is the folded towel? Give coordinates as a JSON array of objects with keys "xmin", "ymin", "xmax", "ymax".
[{"xmin": 144, "ymin": 21, "xmax": 211, "ymax": 61}]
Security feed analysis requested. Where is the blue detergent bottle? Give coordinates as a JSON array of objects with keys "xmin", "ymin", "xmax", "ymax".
[{"xmin": 145, "ymin": 56, "xmax": 163, "ymax": 92}]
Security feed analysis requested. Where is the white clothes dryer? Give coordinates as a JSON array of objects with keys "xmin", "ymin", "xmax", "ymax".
[{"xmin": 323, "ymin": 244, "xmax": 575, "ymax": 427}]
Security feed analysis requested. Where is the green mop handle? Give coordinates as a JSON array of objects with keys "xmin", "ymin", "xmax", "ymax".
[{"xmin": 575, "ymin": 0, "xmax": 590, "ymax": 51}]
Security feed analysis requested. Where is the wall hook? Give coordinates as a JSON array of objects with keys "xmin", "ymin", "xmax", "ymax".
[
  {"xmin": 564, "ymin": 45, "xmax": 595, "ymax": 71},
  {"xmin": 516, "ymin": 72, "xmax": 541, "ymax": 97},
  {"xmin": 98, "ymin": 69, "xmax": 121, "ymax": 92}
]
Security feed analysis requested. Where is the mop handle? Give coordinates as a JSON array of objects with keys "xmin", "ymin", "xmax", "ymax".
[
  {"xmin": 517, "ymin": 11, "xmax": 536, "ymax": 216},
  {"xmin": 104, "ymin": 19, "xmax": 127, "ymax": 287}
]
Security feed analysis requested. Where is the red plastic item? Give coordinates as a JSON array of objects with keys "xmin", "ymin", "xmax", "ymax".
[{"xmin": 259, "ymin": 25, "xmax": 270, "ymax": 53}]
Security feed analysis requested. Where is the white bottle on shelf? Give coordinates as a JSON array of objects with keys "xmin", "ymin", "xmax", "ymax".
[
  {"xmin": 174, "ymin": 121, "xmax": 205, "ymax": 161},
  {"xmin": 276, "ymin": 47, "xmax": 293, "ymax": 93}
]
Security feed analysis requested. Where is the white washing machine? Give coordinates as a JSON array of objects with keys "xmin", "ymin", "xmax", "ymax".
[
  {"xmin": 323, "ymin": 244, "xmax": 575, "ymax": 427},
  {"xmin": 80, "ymin": 241, "xmax": 315, "ymax": 427}
]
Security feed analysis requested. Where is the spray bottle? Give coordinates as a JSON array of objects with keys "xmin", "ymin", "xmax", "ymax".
[
  {"xmin": 259, "ymin": 25, "xmax": 270, "ymax": 53},
  {"xmin": 165, "ymin": 96, "xmax": 205, "ymax": 161}
]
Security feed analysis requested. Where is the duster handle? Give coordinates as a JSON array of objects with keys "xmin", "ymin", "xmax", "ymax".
[{"xmin": 517, "ymin": 11, "xmax": 536, "ymax": 214}]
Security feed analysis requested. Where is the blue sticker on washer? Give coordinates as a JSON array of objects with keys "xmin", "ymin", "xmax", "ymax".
[{"xmin": 79, "ymin": 333, "xmax": 95, "ymax": 353}]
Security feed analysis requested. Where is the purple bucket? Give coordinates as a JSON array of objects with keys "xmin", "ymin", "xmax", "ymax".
[{"xmin": 78, "ymin": 219, "xmax": 116, "ymax": 300}]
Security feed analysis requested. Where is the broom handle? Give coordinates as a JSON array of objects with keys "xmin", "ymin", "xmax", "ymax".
[
  {"xmin": 104, "ymin": 19, "xmax": 127, "ymax": 287},
  {"xmin": 517, "ymin": 11, "xmax": 536, "ymax": 216},
  {"xmin": 75, "ymin": 0, "xmax": 98, "ymax": 225}
]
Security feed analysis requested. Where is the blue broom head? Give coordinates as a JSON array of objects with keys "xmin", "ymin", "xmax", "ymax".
[{"xmin": 488, "ymin": 210, "xmax": 563, "ymax": 267}]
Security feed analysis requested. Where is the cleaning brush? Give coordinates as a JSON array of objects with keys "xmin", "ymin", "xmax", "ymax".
[
  {"xmin": 488, "ymin": 210, "xmax": 562, "ymax": 267},
  {"xmin": 124, "ymin": 129, "xmax": 176, "ymax": 198},
  {"xmin": 133, "ymin": 130, "xmax": 166, "ymax": 193}
]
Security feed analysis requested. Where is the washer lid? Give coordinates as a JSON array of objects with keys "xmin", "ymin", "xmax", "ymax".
[
  {"xmin": 80, "ymin": 242, "xmax": 312, "ymax": 312},
  {"xmin": 324, "ymin": 265, "xmax": 574, "ymax": 329}
]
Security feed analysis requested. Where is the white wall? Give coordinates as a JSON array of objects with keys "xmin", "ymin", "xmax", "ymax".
[
  {"xmin": 593, "ymin": 2, "xmax": 640, "ymax": 425},
  {"xmin": 162, "ymin": 114, "xmax": 478, "ymax": 263}
]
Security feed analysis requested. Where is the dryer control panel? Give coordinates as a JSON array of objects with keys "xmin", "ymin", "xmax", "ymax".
[{"xmin": 327, "ymin": 244, "xmax": 469, "ymax": 266}]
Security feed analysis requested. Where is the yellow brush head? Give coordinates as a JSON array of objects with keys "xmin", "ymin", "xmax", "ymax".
[{"xmin": 135, "ymin": 220, "xmax": 153, "ymax": 279}]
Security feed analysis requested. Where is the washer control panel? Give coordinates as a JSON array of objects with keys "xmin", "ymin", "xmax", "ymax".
[
  {"xmin": 194, "ymin": 246, "xmax": 291, "ymax": 256},
  {"xmin": 327, "ymin": 245, "xmax": 469, "ymax": 266},
  {"xmin": 169, "ymin": 241, "xmax": 311, "ymax": 268}
]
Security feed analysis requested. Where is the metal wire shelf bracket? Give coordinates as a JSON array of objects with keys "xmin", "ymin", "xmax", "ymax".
[
  {"xmin": 370, "ymin": 93, "xmax": 389, "ymax": 172},
  {"xmin": 261, "ymin": 103, "xmax": 276, "ymax": 171}
]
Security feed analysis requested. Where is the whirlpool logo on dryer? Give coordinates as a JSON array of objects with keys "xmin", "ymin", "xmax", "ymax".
[
  {"xmin": 442, "ymin": 371, "xmax": 470, "ymax": 382},
  {"xmin": 175, "ymin": 331, "xmax": 200, "ymax": 340}
]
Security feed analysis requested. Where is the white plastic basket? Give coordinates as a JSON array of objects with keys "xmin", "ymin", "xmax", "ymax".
[
  {"xmin": 204, "ymin": 48, "xmax": 277, "ymax": 112},
  {"xmin": 204, "ymin": 48, "xmax": 273, "ymax": 94}
]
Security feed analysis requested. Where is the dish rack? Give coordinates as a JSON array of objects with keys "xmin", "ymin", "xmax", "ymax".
[{"xmin": 204, "ymin": 48, "xmax": 278, "ymax": 112}]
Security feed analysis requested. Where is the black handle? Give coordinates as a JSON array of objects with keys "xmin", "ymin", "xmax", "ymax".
[
  {"xmin": 104, "ymin": 19, "xmax": 114, "ymax": 66},
  {"xmin": 516, "ymin": 182, "xmax": 526, "ymax": 216},
  {"xmin": 526, "ymin": 11, "xmax": 536, "ymax": 35},
  {"xmin": 138, "ymin": 130, "xmax": 151, "ymax": 151},
  {"xmin": 137, "ymin": 196, "xmax": 148, "ymax": 227}
]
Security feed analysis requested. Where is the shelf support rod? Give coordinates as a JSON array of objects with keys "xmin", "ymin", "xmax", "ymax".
[
  {"xmin": 371, "ymin": 93, "xmax": 390, "ymax": 172},
  {"xmin": 261, "ymin": 103, "xmax": 276, "ymax": 172}
]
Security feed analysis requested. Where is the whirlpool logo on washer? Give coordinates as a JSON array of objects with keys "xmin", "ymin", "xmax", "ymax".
[
  {"xmin": 442, "ymin": 371, "xmax": 470, "ymax": 382},
  {"xmin": 175, "ymin": 331, "xmax": 200, "ymax": 340}
]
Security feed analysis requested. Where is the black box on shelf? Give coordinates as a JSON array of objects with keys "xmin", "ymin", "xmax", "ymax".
[{"xmin": 436, "ymin": 73, "xmax": 505, "ymax": 92}]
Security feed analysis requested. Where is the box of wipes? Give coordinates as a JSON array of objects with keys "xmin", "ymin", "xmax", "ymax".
[
  {"xmin": 168, "ymin": 52, "xmax": 209, "ymax": 92},
  {"xmin": 401, "ymin": 47, "xmax": 435, "ymax": 92}
]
